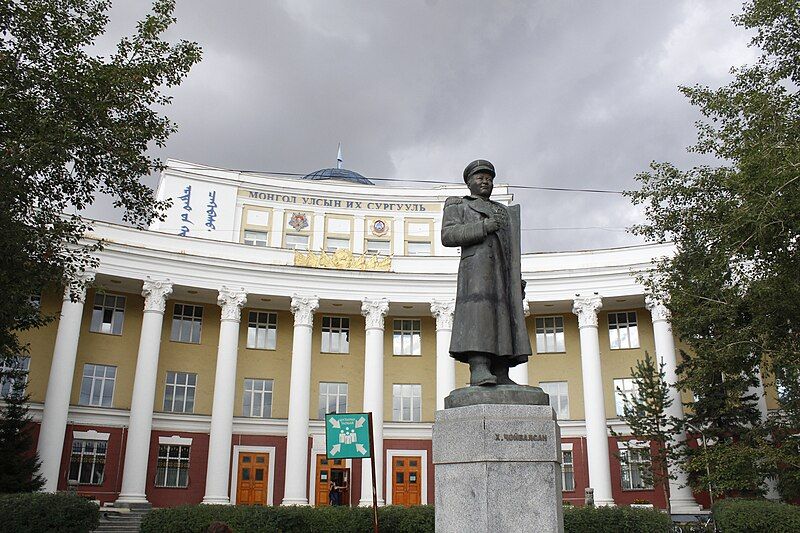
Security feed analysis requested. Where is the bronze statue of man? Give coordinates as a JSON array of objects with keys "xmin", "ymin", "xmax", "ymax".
[{"xmin": 442, "ymin": 159, "xmax": 532, "ymax": 386}]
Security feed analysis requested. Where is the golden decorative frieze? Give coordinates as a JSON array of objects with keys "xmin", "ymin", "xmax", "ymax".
[{"xmin": 294, "ymin": 249, "xmax": 392, "ymax": 272}]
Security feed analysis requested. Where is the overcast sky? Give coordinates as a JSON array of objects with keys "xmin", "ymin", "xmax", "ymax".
[{"xmin": 88, "ymin": 0, "xmax": 756, "ymax": 253}]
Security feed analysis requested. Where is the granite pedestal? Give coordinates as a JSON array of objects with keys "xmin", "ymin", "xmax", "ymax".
[{"xmin": 433, "ymin": 400, "xmax": 564, "ymax": 533}]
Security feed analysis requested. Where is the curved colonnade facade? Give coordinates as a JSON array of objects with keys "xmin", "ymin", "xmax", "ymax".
[{"xmin": 17, "ymin": 160, "xmax": 779, "ymax": 511}]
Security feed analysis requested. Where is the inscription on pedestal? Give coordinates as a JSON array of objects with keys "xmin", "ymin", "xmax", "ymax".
[{"xmin": 494, "ymin": 433, "xmax": 548, "ymax": 442}]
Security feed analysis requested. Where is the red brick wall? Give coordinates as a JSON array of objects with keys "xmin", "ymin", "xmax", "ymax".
[
  {"xmin": 146, "ymin": 430, "xmax": 209, "ymax": 508},
  {"xmin": 56, "ymin": 424, "xmax": 126, "ymax": 505}
]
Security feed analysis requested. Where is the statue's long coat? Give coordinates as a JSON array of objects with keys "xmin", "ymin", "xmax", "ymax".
[{"xmin": 441, "ymin": 196, "xmax": 532, "ymax": 366}]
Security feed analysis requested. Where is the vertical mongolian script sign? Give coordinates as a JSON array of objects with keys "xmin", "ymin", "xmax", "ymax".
[
  {"xmin": 325, "ymin": 413, "xmax": 372, "ymax": 459},
  {"xmin": 178, "ymin": 185, "xmax": 192, "ymax": 236}
]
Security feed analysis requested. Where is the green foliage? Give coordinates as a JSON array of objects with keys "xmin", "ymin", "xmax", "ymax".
[
  {"xmin": 0, "ymin": 359, "xmax": 43, "ymax": 492},
  {"xmin": 562, "ymin": 505, "xmax": 672, "ymax": 533},
  {"xmin": 140, "ymin": 505, "xmax": 435, "ymax": 533},
  {"xmin": 626, "ymin": 0, "xmax": 800, "ymax": 498},
  {"xmin": 611, "ymin": 352, "xmax": 675, "ymax": 510},
  {"xmin": 713, "ymin": 498, "xmax": 800, "ymax": 533},
  {"xmin": 0, "ymin": 492, "xmax": 99, "ymax": 532},
  {"xmin": 0, "ymin": 0, "xmax": 201, "ymax": 386}
]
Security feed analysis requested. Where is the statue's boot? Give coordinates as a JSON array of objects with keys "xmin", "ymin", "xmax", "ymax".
[
  {"xmin": 491, "ymin": 361, "xmax": 517, "ymax": 385},
  {"xmin": 468, "ymin": 354, "xmax": 497, "ymax": 386}
]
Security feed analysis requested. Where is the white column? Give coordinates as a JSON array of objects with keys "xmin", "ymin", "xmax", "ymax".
[
  {"xmin": 37, "ymin": 272, "xmax": 95, "ymax": 492},
  {"xmin": 430, "ymin": 300, "xmax": 456, "ymax": 410},
  {"xmin": 282, "ymin": 295, "xmax": 319, "ymax": 505},
  {"xmin": 202, "ymin": 287, "xmax": 247, "ymax": 504},
  {"xmin": 116, "ymin": 278, "xmax": 173, "ymax": 505},
  {"xmin": 746, "ymin": 365, "xmax": 781, "ymax": 501},
  {"xmin": 573, "ymin": 294, "xmax": 614, "ymax": 506},
  {"xmin": 646, "ymin": 296, "xmax": 702, "ymax": 513},
  {"xmin": 509, "ymin": 299, "xmax": 531, "ymax": 385},
  {"xmin": 360, "ymin": 297, "xmax": 389, "ymax": 507}
]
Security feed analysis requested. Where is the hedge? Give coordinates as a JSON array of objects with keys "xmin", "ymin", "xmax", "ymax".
[
  {"xmin": 713, "ymin": 498, "xmax": 800, "ymax": 533},
  {"xmin": 0, "ymin": 492, "xmax": 99, "ymax": 533},
  {"xmin": 563, "ymin": 506, "xmax": 672, "ymax": 533},
  {"xmin": 140, "ymin": 505, "xmax": 434, "ymax": 533}
]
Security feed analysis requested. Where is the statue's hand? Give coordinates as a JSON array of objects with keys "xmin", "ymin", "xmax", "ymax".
[
  {"xmin": 521, "ymin": 279, "xmax": 527, "ymax": 298},
  {"xmin": 484, "ymin": 217, "xmax": 500, "ymax": 234}
]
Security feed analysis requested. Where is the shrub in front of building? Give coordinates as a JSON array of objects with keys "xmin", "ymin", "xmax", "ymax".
[
  {"xmin": 713, "ymin": 499, "xmax": 800, "ymax": 533},
  {"xmin": 0, "ymin": 492, "xmax": 99, "ymax": 533},
  {"xmin": 141, "ymin": 504, "xmax": 435, "ymax": 533},
  {"xmin": 563, "ymin": 505, "xmax": 672, "ymax": 532}
]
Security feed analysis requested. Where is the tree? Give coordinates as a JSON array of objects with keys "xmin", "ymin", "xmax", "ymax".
[
  {"xmin": 0, "ymin": 359, "xmax": 43, "ymax": 492},
  {"xmin": 626, "ymin": 0, "xmax": 800, "ymax": 498},
  {"xmin": 611, "ymin": 352, "xmax": 677, "ymax": 511},
  {"xmin": 0, "ymin": 0, "xmax": 201, "ymax": 488}
]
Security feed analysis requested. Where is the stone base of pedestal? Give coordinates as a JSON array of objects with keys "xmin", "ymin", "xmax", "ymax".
[{"xmin": 433, "ymin": 403, "xmax": 564, "ymax": 533}]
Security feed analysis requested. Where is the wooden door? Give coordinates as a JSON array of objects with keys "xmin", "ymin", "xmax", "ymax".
[
  {"xmin": 315, "ymin": 455, "xmax": 349, "ymax": 506},
  {"xmin": 392, "ymin": 456, "xmax": 421, "ymax": 506},
  {"xmin": 236, "ymin": 452, "xmax": 269, "ymax": 505}
]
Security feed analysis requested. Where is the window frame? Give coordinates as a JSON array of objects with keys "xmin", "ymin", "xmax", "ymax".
[
  {"xmin": 78, "ymin": 363, "xmax": 117, "ymax": 407},
  {"xmin": 393, "ymin": 319, "xmax": 422, "ymax": 356},
  {"xmin": 608, "ymin": 311, "xmax": 640, "ymax": 350},
  {"xmin": 539, "ymin": 381, "xmax": 570, "ymax": 419},
  {"xmin": 614, "ymin": 377, "xmax": 639, "ymax": 416},
  {"xmin": 562, "ymin": 449, "xmax": 575, "ymax": 492},
  {"xmin": 170, "ymin": 303, "xmax": 203, "ymax": 344},
  {"xmin": 619, "ymin": 445, "xmax": 653, "ymax": 490},
  {"xmin": 392, "ymin": 383, "xmax": 422, "ymax": 422},
  {"xmin": 321, "ymin": 316, "xmax": 350, "ymax": 354},
  {"xmin": 243, "ymin": 377, "xmax": 274, "ymax": 418},
  {"xmin": 0, "ymin": 355, "xmax": 30, "ymax": 397},
  {"xmin": 89, "ymin": 293, "xmax": 126, "ymax": 335},
  {"xmin": 155, "ymin": 444, "xmax": 191, "ymax": 488},
  {"xmin": 318, "ymin": 382, "xmax": 348, "ymax": 419},
  {"xmin": 163, "ymin": 371, "xmax": 197, "ymax": 414},
  {"xmin": 535, "ymin": 316, "xmax": 566, "ymax": 353},
  {"xmin": 246, "ymin": 311, "xmax": 278, "ymax": 350},
  {"xmin": 68, "ymin": 439, "xmax": 107, "ymax": 485}
]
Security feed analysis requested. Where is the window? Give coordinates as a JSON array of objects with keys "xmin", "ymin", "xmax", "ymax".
[
  {"xmin": 535, "ymin": 316, "xmax": 565, "ymax": 353},
  {"xmin": 318, "ymin": 382, "xmax": 348, "ymax": 419},
  {"xmin": 608, "ymin": 311, "xmax": 639, "ymax": 350},
  {"xmin": 284, "ymin": 234, "xmax": 309, "ymax": 250},
  {"xmin": 406, "ymin": 241, "xmax": 431, "ymax": 256},
  {"xmin": 393, "ymin": 384, "xmax": 422, "ymax": 422},
  {"xmin": 393, "ymin": 319, "xmax": 421, "ymax": 356},
  {"xmin": 244, "ymin": 230, "xmax": 268, "ymax": 247},
  {"xmin": 614, "ymin": 377, "xmax": 638, "ymax": 416},
  {"xmin": 79, "ymin": 364, "xmax": 116, "ymax": 407},
  {"xmin": 90, "ymin": 293, "xmax": 125, "ymax": 335},
  {"xmin": 155, "ymin": 444, "xmax": 190, "ymax": 488},
  {"xmin": 164, "ymin": 371, "xmax": 197, "ymax": 413},
  {"xmin": 619, "ymin": 446, "xmax": 653, "ymax": 490},
  {"xmin": 0, "ymin": 356, "xmax": 30, "ymax": 397},
  {"xmin": 68, "ymin": 439, "xmax": 107, "ymax": 485},
  {"xmin": 325, "ymin": 237, "xmax": 350, "ymax": 252},
  {"xmin": 28, "ymin": 293, "xmax": 41, "ymax": 309},
  {"xmin": 365, "ymin": 239, "xmax": 391, "ymax": 255},
  {"xmin": 170, "ymin": 303, "xmax": 203, "ymax": 344},
  {"xmin": 243, "ymin": 378, "xmax": 273, "ymax": 418},
  {"xmin": 539, "ymin": 381, "xmax": 569, "ymax": 419},
  {"xmin": 247, "ymin": 311, "xmax": 277, "ymax": 350},
  {"xmin": 321, "ymin": 316, "xmax": 349, "ymax": 353},
  {"xmin": 562, "ymin": 450, "xmax": 575, "ymax": 491}
]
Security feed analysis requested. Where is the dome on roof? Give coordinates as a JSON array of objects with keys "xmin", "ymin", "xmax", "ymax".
[{"xmin": 301, "ymin": 167, "xmax": 374, "ymax": 185}]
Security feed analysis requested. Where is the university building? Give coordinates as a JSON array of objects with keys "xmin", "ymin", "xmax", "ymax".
[{"xmin": 10, "ymin": 160, "xmax": 778, "ymax": 511}]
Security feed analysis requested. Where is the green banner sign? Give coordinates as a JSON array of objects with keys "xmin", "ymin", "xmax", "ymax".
[{"xmin": 325, "ymin": 413, "xmax": 372, "ymax": 459}]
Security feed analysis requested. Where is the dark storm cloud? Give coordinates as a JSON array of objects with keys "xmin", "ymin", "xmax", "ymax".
[{"xmin": 89, "ymin": 0, "xmax": 754, "ymax": 252}]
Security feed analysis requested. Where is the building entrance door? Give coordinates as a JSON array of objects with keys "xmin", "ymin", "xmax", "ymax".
[
  {"xmin": 315, "ymin": 454, "xmax": 350, "ymax": 507},
  {"xmin": 392, "ymin": 456, "xmax": 421, "ymax": 506},
  {"xmin": 236, "ymin": 452, "xmax": 269, "ymax": 505}
]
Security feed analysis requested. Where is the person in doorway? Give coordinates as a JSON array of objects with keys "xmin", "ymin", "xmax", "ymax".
[{"xmin": 329, "ymin": 480, "xmax": 340, "ymax": 506}]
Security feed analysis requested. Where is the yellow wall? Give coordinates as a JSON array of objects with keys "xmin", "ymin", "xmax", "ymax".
[
  {"xmin": 383, "ymin": 316, "xmax": 437, "ymax": 423},
  {"xmin": 19, "ymin": 291, "xmax": 61, "ymax": 403},
  {"xmin": 153, "ymin": 300, "xmax": 221, "ymax": 415},
  {"xmin": 234, "ymin": 310, "xmax": 294, "ymax": 418}
]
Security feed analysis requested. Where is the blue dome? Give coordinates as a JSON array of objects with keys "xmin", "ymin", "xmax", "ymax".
[{"xmin": 301, "ymin": 168, "xmax": 374, "ymax": 185}]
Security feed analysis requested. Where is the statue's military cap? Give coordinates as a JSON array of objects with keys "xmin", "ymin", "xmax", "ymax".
[{"xmin": 463, "ymin": 159, "xmax": 495, "ymax": 183}]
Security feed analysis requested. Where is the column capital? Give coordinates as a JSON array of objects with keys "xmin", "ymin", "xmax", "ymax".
[
  {"xmin": 291, "ymin": 295, "xmax": 319, "ymax": 327},
  {"xmin": 572, "ymin": 293, "xmax": 603, "ymax": 328},
  {"xmin": 645, "ymin": 295, "xmax": 671, "ymax": 323},
  {"xmin": 63, "ymin": 271, "xmax": 96, "ymax": 303},
  {"xmin": 218, "ymin": 287, "xmax": 247, "ymax": 322},
  {"xmin": 361, "ymin": 298, "xmax": 389, "ymax": 330},
  {"xmin": 430, "ymin": 299, "xmax": 455, "ymax": 331},
  {"xmin": 142, "ymin": 278, "xmax": 173, "ymax": 313}
]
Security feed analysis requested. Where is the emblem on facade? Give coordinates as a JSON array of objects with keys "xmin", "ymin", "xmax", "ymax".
[
  {"xmin": 371, "ymin": 219, "xmax": 388, "ymax": 236},
  {"xmin": 288, "ymin": 212, "xmax": 309, "ymax": 231},
  {"xmin": 294, "ymin": 249, "xmax": 392, "ymax": 272}
]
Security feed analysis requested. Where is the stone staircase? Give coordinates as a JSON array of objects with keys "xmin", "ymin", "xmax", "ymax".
[{"xmin": 94, "ymin": 504, "xmax": 150, "ymax": 532}]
